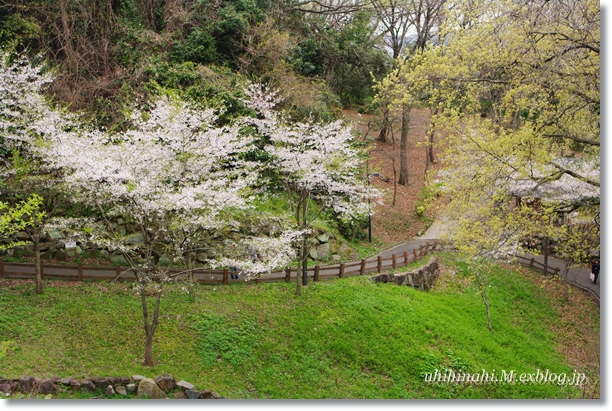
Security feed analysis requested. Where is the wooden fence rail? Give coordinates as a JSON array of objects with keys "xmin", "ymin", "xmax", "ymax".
[
  {"xmin": 0, "ymin": 242, "xmax": 444, "ymax": 285},
  {"xmin": 512, "ymin": 254, "xmax": 560, "ymax": 276}
]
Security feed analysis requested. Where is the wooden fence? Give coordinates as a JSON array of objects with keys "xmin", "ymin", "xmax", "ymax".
[
  {"xmin": 0, "ymin": 242, "xmax": 443, "ymax": 285},
  {"xmin": 512, "ymin": 254, "xmax": 560, "ymax": 276}
]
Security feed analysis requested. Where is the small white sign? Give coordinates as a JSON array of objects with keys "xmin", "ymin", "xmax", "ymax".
[{"xmin": 65, "ymin": 241, "xmax": 77, "ymax": 249}]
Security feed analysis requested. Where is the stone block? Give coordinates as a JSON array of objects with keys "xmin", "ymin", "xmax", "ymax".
[
  {"xmin": 69, "ymin": 380, "xmax": 81, "ymax": 391},
  {"xmin": 315, "ymin": 243, "xmax": 330, "ymax": 260},
  {"xmin": 0, "ymin": 383, "xmax": 11, "ymax": 395},
  {"xmin": 105, "ymin": 385, "xmax": 116, "ymax": 396},
  {"xmin": 199, "ymin": 389, "xmax": 213, "ymax": 399},
  {"xmin": 317, "ymin": 234, "xmax": 329, "ymax": 243},
  {"xmin": 154, "ymin": 374, "xmax": 176, "ymax": 393},
  {"xmin": 91, "ymin": 377, "xmax": 112, "ymax": 389},
  {"xmin": 38, "ymin": 379, "xmax": 57, "ymax": 395},
  {"xmin": 66, "ymin": 246, "xmax": 82, "ymax": 257},
  {"xmin": 80, "ymin": 380, "xmax": 96, "ymax": 392},
  {"xmin": 136, "ymin": 378, "xmax": 166, "ymax": 399},
  {"xmin": 177, "ymin": 380, "xmax": 195, "ymax": 391},
  {"xmin": 186, "ymin": 389, "xmax": 200, "ymax": 399},
  {"xmin": 20, "ymin": 376, "xmax": 34, "ymax": 393}
]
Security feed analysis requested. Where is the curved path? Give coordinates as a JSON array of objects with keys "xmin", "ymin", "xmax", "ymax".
[
  {"xmin": 414, "ymin": 220, "xmax": 600, "ymax": 300},
  {"xmin": 1, "ymin": 232, "xmax": 600, "ymax": 300}
]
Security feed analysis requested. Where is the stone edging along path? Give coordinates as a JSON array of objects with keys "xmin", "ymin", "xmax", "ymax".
[{"xmin": 0, "ymin": 373, "xmax": 224, "ymax": 399}]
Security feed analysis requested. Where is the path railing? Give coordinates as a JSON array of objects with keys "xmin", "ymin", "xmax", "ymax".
[
  {"xmin": 511, "ymin": 254, "xmax": 560, "ymax": 276},
  {"xmin": 0, "ymin": 242, "xmax": 442, "ymax": 285}
]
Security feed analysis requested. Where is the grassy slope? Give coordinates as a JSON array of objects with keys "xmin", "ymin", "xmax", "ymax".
[{"xmin": 0, "ymin": 253, "xmax": 598, "ymax": 399}]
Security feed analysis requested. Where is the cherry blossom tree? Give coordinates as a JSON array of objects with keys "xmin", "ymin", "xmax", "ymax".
[
  {"xmin": 1, "ymin": 54, "xmax": 301, "ymax": 365},
  {"xmin": 43, "ymin": 95, "xmax": 302, "ymax": 365},
  {"xmin": 244, "ymin": 85, "xmax": 380, "ymax": 295},
  {"xmin": 1, "ymin": 52, "xmax": 76, "ymax": 294}
]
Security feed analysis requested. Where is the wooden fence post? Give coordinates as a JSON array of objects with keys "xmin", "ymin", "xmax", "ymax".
[
  {"xmin": 554, "ymin": 267, "xmax": 560, "ymax": 276},
  {"xmin": 223, "ymin": 268, "xmax": 229, "ymax": 285},
  {"xmin": 115, "ymin": 265, "xmax": 120, "ymax": 279},
  {"xmin": 425, "ymin": 242, "xmax": 430, "ymax": 255},
  {"xmin": 413, "ymin": 249, "xmax": 417, "ymax": 261},
  {"xmin": 314, "ymin": 265, "xmax": 320, "ymax": 282},
  {"xmin": 78, "ymin": 263, "xmax": 83, "ymax": 281},
  {"xmin": 529, "ymin": 258, "xmax": 534, "ymax": 268},
  {"xmin": 360, "ymin": 259, "xmax": 366, "ymax": 275},
  {"xmin": 403, "ymin": 251, "xmax": 409, "ymax": 267},
  {"xmin": 285, "ymin": 268, "xmax": 291, "ymax": 283},
  {"xmin": 377, "ymin": 256, "xmax": 382, "ymax": 273},
  {"xmin": 0, "ymin": 259, "xmax": 4, "ymax": 279},
  {"xmin": 392, "ymin": 254, "xmax": 397, "ymax": 270},
  {"xmin": 339, "ymin": 263, "xmax": 345, "ymax": 278},
  {"xmin": 255, "ymin": 275, "xmax": 260, "ymax": 285}
]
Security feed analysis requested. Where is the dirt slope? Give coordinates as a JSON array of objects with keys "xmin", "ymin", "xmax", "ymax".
[{"xmin": 344, "ymin": 108, "xmax": 443, "ymax": 247}]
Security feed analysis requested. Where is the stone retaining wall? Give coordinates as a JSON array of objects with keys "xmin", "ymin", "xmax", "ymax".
[
  {"xmin": 0, "ymin": 373, "xmax": 223, "ymax": 399},
  {"xmin": 371, "ymin": 256, "xmax": 440, "ymax": 291}
]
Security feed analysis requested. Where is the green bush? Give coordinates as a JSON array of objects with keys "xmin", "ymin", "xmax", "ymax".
[{"xmin": 170, "ymin": 28, "xmax": 218, "ymax": 65}]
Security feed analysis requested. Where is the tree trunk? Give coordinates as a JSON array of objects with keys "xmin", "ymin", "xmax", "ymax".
[
  {"xmin": 144, "ymin": 327, "xmax": 154, "ymax": 367},
  {"xmin": 141, "ymin": 288, "xmax": 154, "ymax": 366},
  {"xmin": 34, "ymin": 235, "xmax": 42, "ymax": 294},
  {"xmin": 425, "ymin": 108, "xmax": 438, "ymax": 171},
  {"xmin": 377, "ymin": 109, "xmax": 390, "ymax": 142},
  {"xmin": 295, "ymin": 245, "xmax": 303, "ymax": 296},
  {"xmin": 295, "ymin": 189, "xmax": 309, "ymax": 295},
  {"xmin": 141, "ymin": 281, "xmax": 163, "ymax": 366},
  {"xmin": 543, "ymin": 236, "xmax": 549, "ymax": 276},
  {"xmin": 398, "ymin": 105, "xmax": 411, "ymax": 185},
  {"xmin": 187, "ymin": 251, "xmax": 196, "ymax": 300},
  {"xmin": 302, "ymin": 192, "xmax": 309, "ymax": 286},
  {"xmin": 392, "ymin": 156, "xmax": 397, "ymax": 206},
  {"xmin": 482, "ymin": 287, "xmax": 492, "ymax": 332},
  {"xmin": 302, "ymin": 235, "xmax": 308, "ymax": 286}
]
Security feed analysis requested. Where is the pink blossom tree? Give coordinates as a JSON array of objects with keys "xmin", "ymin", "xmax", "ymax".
[
  {"xmin": 1, "ymin": 54, "xmax": 299, "ymax": 365},
  {"xmin": 0, "ymin": 53, "xmax": 76, "ymax": 294},
  {"xmin": 244, "ymin": 85, "xmax": 381, "ymax": 295},
  {"xmin": 44, "ymin": 96, "xmax": 301, "ymax": 365}
]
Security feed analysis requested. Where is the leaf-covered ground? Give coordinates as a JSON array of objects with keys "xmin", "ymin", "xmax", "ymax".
[{"xmin": 345, "ymin": 107, "xmax": 444, "ymax": 246}]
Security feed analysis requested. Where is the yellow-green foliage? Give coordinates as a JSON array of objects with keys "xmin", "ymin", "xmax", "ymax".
[
  {"xmin": 377, "ymin": 0, "xmax": 600, "ymax": 261},
  {"xmin": 0, "ymin": 194, "xmax": 45, "ymax": 250}
]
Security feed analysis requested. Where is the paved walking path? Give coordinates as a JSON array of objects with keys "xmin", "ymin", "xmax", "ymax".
[
  {"xmin": 1, "ymin": 224, "xmax": 600, "ymax": 300},
  {"xmin": 414, "ymin": 223, "xmax": 600, "ymax": 300},
  {"xmin": 519, "ymin": 253, "xmax": 600, "ymax": 300}
]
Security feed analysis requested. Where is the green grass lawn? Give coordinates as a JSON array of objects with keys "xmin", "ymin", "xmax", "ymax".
[{"xmin": 0, "ymin": 253, "xmax": 598, "ymax": 399}]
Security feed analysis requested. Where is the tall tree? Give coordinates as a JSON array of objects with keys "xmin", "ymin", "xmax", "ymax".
[
  {"xmin": 2, "ymin": 54, "xmax": 298, "ymax": 365},
  {"xmin": 0, "ymin": 53, "xmax": 74, "ymax": 294},
  {"xmin": 372, "ymin": 0, "xmax": 445, "ymax": 185},
  {"xmin": 244, "ymin": 84, "xmax": 379, "ymax": 295},
  {"xmin": 397, "ymin": 0, "xmax": 600, "ymax": 263},
  {"xmin": 43, "ymin": 95, "xmax": 300, "ymax": 366}
]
